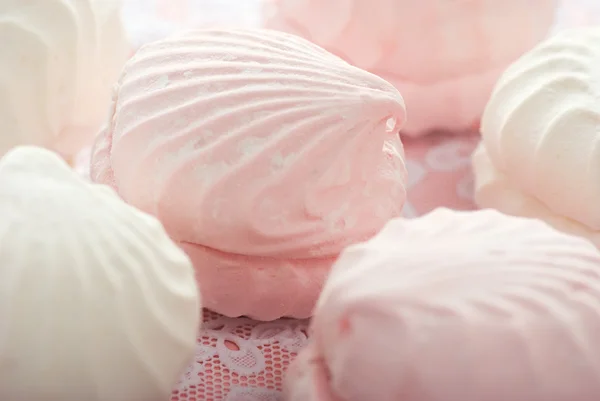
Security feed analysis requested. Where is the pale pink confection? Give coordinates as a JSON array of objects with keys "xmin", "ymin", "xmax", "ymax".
[
  {"xmin": 264, "ymin": 0, "xmax": 557, "ymax": 136},
  {"xmin": 284, "ymin": 208, "xmax": 600, "ymax": 401},
  {"xmin": 90, "ymin": 29, "xmax": 408, "ymax": 320}
]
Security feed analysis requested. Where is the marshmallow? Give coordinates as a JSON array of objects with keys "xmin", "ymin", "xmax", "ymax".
[
  {"xmin": 265, "ymin": 0, "xmax": 557, "ymax": 135},
  {"xmin": 0, "ymin": 146, "xmax": 200, "ymax": 401},
  {"xmin": 90, "ymin": 28, "xmax": 408, "ymax": 320},
  {"xmin": 474, "ymin": 27, "xmax": 600, "ymax": 247},
  {"xmin": 285, "ymin": 208, "xmax": 600, "ymax": 401},
  {"xmin": 0, "ymin": 0, "xmax": 129, "ymax": 159}
]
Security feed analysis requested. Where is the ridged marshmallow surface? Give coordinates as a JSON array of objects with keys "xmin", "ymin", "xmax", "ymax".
[
  {"xmin": 284, "ymin": 208, "xmax": 600, "ymax": 401},
  {"xmin": 264, "ymin": 0, "xmax": 557, "ymax": 135},
  {"xmin": 0, "ymin": 147, "xmax": 200, "ymax": 401},
  {"xmin": 91, "ymin": 29, "xmax": 407, "ymax": 320},
  {"xmin": 0, "ymin": 0, "xmax": 129, "ymax": 158},
  {"xmin": 474, "ymin": 27, "xmax": 600, "ymax": 246}
]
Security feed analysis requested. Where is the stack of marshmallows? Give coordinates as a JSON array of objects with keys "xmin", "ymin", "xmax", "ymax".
[{"xmin": 2, "ymin": 1, "xmax": 600, "ymax": 400}]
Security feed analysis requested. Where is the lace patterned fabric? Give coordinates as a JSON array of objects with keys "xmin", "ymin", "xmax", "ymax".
[
  {"xmin": 74, "ymin": 1, "xmax": 600, "ymax": 400},
  {"xmin": 171, "ymin": 311, "xmax": 308, "ymax": 401}
]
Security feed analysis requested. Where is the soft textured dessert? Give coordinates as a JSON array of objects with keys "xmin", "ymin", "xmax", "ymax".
[
  {"xmin": 264, "ymin": 0, "xmax": 557, "ymax": 135},
  {"xmin": 284, "ymin": 208, "xmax": 600, "ymax": 401},
  {"xmin": 473, "ymin": 27, "xmax": 600, "ymax": 248},
  {"xmin": 90, "ymin": 28, "xmax": 408, "ymax": 320},
  {"xmin": 0, "ymin": 147, "xmax": 200, "ymax": 401},
  {"xmin": 0, "ymin": 0, "xmax": 129, "ymax": 160}
]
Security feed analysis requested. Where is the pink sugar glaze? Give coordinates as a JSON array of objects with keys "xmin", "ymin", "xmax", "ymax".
[
  {"xmin": 264, "ymin": 0, "xmax": 558, "ymax": 136},
  {"xmin": 91, "ymin": 28, "xmax": 408, "ymax": 320}
]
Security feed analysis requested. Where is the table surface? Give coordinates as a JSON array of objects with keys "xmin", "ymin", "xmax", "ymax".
[{"xmin": 105, "ymin": 2, "xmax": 600, "ymax": 400}]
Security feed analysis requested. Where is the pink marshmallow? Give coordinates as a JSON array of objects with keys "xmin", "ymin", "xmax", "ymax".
[
  {"xmin": 91, "ymin": 28, "xmax": 408, "ymax": 320},
  {"xmin": 264, "ymin": 0, "xmax": 557, "ymax": 135},
  {"xmin": 285, "ymin": 208, "xmax": 600, "ymax": 401}
]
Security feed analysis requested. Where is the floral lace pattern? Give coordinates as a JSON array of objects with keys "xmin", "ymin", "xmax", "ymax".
[
  {"xmin": 77, "ymin": 1, "xmax": 600, "ymax": 400},
  {"xmin": 171, "ymin": 311, "xmax": 308, "ymax": 401}
]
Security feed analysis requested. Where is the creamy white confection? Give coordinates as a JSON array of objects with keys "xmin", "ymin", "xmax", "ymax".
[
  {"xmin": 0, "ymin": 0, "xmax": 129, "ymax": 159},
  {"xmin": 0, "ymin": 147, "xmax": 200, "ymax": 401},
  {"xmin": 474, "ymin": 27, "xmax": 600, "ymax": 246}
]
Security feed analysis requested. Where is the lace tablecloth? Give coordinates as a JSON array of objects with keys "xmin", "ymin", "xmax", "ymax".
[{"xmin": 108, "ymin": 1, "xmax": 600, "ymax": 400}]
